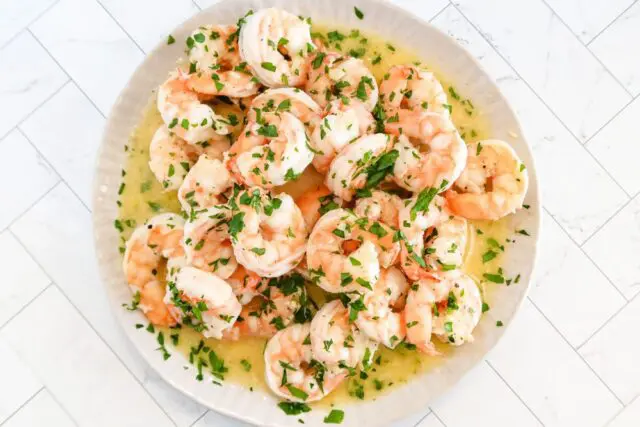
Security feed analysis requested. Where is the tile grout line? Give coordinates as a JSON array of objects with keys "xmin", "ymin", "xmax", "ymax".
[
  {"xmin": 451, "ymin": 2, "xmax": 634, "ymax": 200},
  {"xmin": 0, "ymin": 386, "xmax": 46, "ymax": 427},
  {"xmin": 427, "ymin": 407, "xmax": 448, "ymax": 427},
  {"xmin": 525, "ymin": 296, "xmax": 625, "ymax": 406},
  {"xmin": 485, "ymin": 360, "xmax": 546, "ymax": 426},
  {"xmin": 1, "ymin": 184, "xmax": 60, "ymax": 233},
  {"xmin": 543, "ymin": 206, "xmax": 629, "ymax": 302},
  {"xmin": 583, "ymin": 93, "xmax": 638, "ymax": 147},
  {"xmin": 0, "ymin": 281, "xmax": 53, "ymax": 332},
  {"xmin": 428, "ymin": 2, "xmax": 453, "ymax": 23},
  {"xmin": 93, "ymin": 0, "xmax": 147, "ymax": 55},
  {"xmin": 43, "ymin": 386, "xmax": 81, "ymax": 427},
  {"xmin": 192, "ymin": 0, "xmax": 202, "ymax": 11},
  {"xmin": 0, "ymin": 0, "xmax": 61, "ymax": 51},
  {"xmin": 411, "ymin": 409, "xmax": 433, "ymax": 427},
  {"xmin": 579, "ymin": 195, "xmax": 636, "ymax": 249},
  {"xmin": 586, "ymin": 0, "xmax": 640, "ymax": 46},
  {"xmin": 539, "ymin": 0, "xmax": 634, "ymax": 98},
  {"xmin": 188, "ymin": 410, "xmax": 208, "ymax": 427}
]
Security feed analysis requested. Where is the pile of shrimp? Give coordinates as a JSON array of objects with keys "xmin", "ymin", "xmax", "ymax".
[{"xmin": 123, "ymin": 7, "xmax": 529, "ymax": 404}]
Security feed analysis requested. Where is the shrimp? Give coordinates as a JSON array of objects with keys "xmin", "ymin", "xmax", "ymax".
[
  {"xmin": 164, "ymin": 266, "xmax": 242, "ymax": 339},
  {"xmin": 239, "ymin": 8, "xmax": 315, "ymax": 88},
  {"xmin": 247, "ymin": 88, "xmax": 321, "ymax": 127},
  {"xmin": 306, "ymin": 209, "xmax": 400, "ymax": 293},
  {"xmin": 391, "ymin": 118, "xmax": 467, "ymax": 193},
  {"xmin": 122, "ymin": 213, "xmax": 185, "ymax": 326},
  {"xmin": 183, "ymin": 204, "xmax": 237, "ymax": 279},
  {"xmin": 157, "ymin": 70, "xmax": 232, "ymax": 144},
  {"xmin": 310, "ymin": 300, "xmax": 378, "ymax": 369},
  {"xmin": 185, "ymin": 25, "xmax": 261, "ymax": 98},
  {"xmin": 224, "ymin": 273, "xmax": 307, "ymax": 340},
  {"xmin": 231, "ymin": 188, "xmax": 308, "ymax": 277},
  {"xmin": 326, "ymin": 133, "xmax": 393, "ymax": 202},
  {"xmin": 264, "ymin": 323, "xmax": 346, "ymax": 402},
  {"xmin": 178, "ymin": 156, "xmax": 233, "ymax": 213},
  {"xmin": 379, "ymin": 65, "xmax": 450, "ymax": 120},
  {"xmin": 446, "ymin": 139, "xmax": 529, "ymax": 220},
  {"xmin": 148, "ymin": 126, "xmax": 199, "ymax": 191},
  {"xmin": 354, "ymin": 190, "xmax": 404, "ymax": 229},
  {"xmin": 305, "ymin": 52, "xmax": 379, "ymax": 111},
  {"xmin": 352, "ymin": 267, "xmax": 408, "ymax": 349},
  {"xmin": 226, "ymin": 265, "xmax": 264, "ymax": 305},
  {"xmin": 310, "ymin": 100, "xmax": 374, "ymax": 174},
  {"xmin": 399, "ymin": 194, "xmax": 468, "ymax": 280},
  {"xmin": 294, "ymin": 184, "xmax": 342, "ymax": 230},
  {"xmin": 431, "ymin": 271, "xmax": 482, "ymax": 346},
  {"xmin": 404, "ymin": 280, "xmax": 439, "ymax": 354},
  {"xmin": 227, "ymin": 112, "xmax": 313, "ymax": 188}
]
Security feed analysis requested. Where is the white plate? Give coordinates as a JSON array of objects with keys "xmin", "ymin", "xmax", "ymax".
[{"xmin": 92, "ymin": 0, "xmax": 541, "ymax": 425}]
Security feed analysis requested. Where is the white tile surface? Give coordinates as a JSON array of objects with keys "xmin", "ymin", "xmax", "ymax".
[
  {"xmin": 0, "ymin": 338, "xmax": 42, "ymax": 424},
  {"xmin": 3, "ymin": 390, "xmax": 75, "ymax": 427},
  {"xmin": 583, "ymin": 195, "xmax": 640, "ymax": 299},
  {"xmin": 488, "ymin": 300, "xmax": 622, "ymax": 427},
  {"xmin": 431, "ymin": 362, "xmax": 541, "ymax": 427},
  {"xmin": 20, "ymin": 82, "xmax": 105, "ymax": 207},
  {"xmin": 416, "ymin": 413, "xmax": 446, "ymax": 427},
  {"xmin": 0, "ymin": 0, "xmax": 57, "ymax": 47},
  {"xmin": 529, "ymin": 212, "xmax": 625, "ymax": 347},
  {"xmin": 30, "ymin": 0, "xmax": 143, "ymax": 114},
  {"xmin": 0, "ymin": 31, "xmax": 67, "ymax": 138},
  {"xmin": 590, "ymin": 2, "xmax": 640, "ymax": 96},
  {"xmin": 453, "ymin": 0, "xmax": 631, "ymax": 142},
  {"xmin": 544, "ymin": 0, "xmax": 635, "ymax": 43},
  {"xmin": 0, "ymin": 231, "xmax": 50, "ymax": 327},
  {"xmin": 98, "ymin": 0, "xmax": 200, "ymax": 52},
  {"xmin": 0, "ymin": 130, "xmax": 59, "ymax": 229},
  {"xmin": 580, "ymin": 294, "xmax": 640, "ymax": 404},
  {"xmin": 0, "ymin": 285, "xmax": 173, "ymax": 427},
  {"xmin": 609, "ymin": 396, "xmax": 640, "ymax": 427}
]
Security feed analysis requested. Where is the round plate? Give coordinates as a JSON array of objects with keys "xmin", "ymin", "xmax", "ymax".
[{"xmin": 92, "ymin": 0, "xmax": 541, "ymax": 425}]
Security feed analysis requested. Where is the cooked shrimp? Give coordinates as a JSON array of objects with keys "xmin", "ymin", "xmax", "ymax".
[
  {"xmin": 178, "ymin": 156, "xmax": 233, "ymax": 213},
  {"xmin": 310, "ymin": 300, "xmax": 378, "ymax": 369},
  {"xmin": 352, "ymin": 267, "xmax": 408, "ymax": 349},
  {"xmin": 446, "ymin": 139, "xmax": 528, "ymax": 220},
  {"xmin": 227, "ymin": 112, "xmax": 313, "ymax": 188},
  {"xmin": 122, "ymin": 213, "xmax": 185, "ymax": 326},
  {"xmin": 391, "ymin": 118, "xmax": 467, "ymax": 193},
  {"xmin": 404, "ymin": 280, "xmax": 439, "ymax": 354},
  {"xmin": 310, "ymin": 100, "xmax": 374, "ymax": 173},
  {"xmin": 306, "ymin": 209, "xmax": 400, "ymax": 293},
  {"xmin": 264, "ymin": 323, "xmax": 346, "ymax": 402},
  {"xmin": 157, "ymin": 70, "xmax": 232, "ymax": 143},
  {"xmin": 231, "ymin": 188, "xmax": 308, "ymax": 277},
  {"xmin": 226, "ymin": 265, "xmax": 265, "ymax": 305},
  {"xmin": 379, "ymin": 65, "xmax": 450, "ymax": 120},
  {"xmin": 354, "ymin": 190, "xmax": 404, "ymax": 228},
  {"xmin": 164, "ymin": 266, "xmax": 241, "ymax": 339},
  {"xmin": 247, "ymin": 88, "xmax": 321, "ymax": 126},
  {"xmin": 186, "ymin": 25, "xmax": 261, "ymax": 98},
  {"xmin": 183, "ymin": 204, "xmax": 237, "ymax": 278},
  {"xmin": 239, "ymin": 8, "xmax": 315, "ymax": 88},
  {"xmin": 224, "ymin": 273, "xmax": 306, "ymax": 340},
  {"xmin": 295, "ymin": 184, "xmax": 342, "ymax": 230},
  {"xmin": 431, "ymin": 271, "xmax": 482, "ymax": 346},
  {"xmin": 326, "ymin": 133, "xmax": 393, "ymax": 202},
  {"xmin": 306, "ymin": 52, "xmax": 379, "ymax": 111}
]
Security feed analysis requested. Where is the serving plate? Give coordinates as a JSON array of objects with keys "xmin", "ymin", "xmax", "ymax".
[{"xmin": 92, "ymin": 0, "xmax": 541, "ymax": 425}]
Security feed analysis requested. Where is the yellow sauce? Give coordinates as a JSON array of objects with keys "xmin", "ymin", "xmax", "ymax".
[{"xmin": 117, "ymin": 23, "xmax": 512, "ymax": 406}]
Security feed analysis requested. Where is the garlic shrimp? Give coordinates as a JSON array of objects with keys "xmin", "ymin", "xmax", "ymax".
[
  {"xmin": 178, "ymin": 156, "xmax": 233, "ymax": 213},
  {"xmin": 354, "ymin": 190, "xmax": 404, "ymax": 229},
  {"xmin": 294, "ymin": 184, "xmax": 342, "ymax": 230}
]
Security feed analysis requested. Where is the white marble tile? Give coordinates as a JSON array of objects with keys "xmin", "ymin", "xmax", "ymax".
[
  {"xmin": 20, "ymin": 82, "xmax": 104, "ymax": 207},
  {"xmin": 0, "ymin": 338, "xmax": 42, "ymax": 424},
  {"xmin": 0, "ymin": 286, "xmax": 173, "ymax": 427},
  {"xmin": 587, "ymin": 96, "xmax": 640, "ymax": 196},
  {"xmin": 580, "ymin": 294, "xmax": 640, "ymax": 404},
  {"xmin": 192, "ymin": 410, "xmax": 253, "ymax": 427},
  {"xmin": 99, "ymin": 0, "xmax": 199, "ymax": 52},
  {"xmin": 0, "ymin": 231, "xmax": 50, "ymax": 327},
  {"xmin": 590, "ymin": 2, "xmax": 640, "ymax": 96},
  {"xmin": 453, "ymin": 0, "xmax": 631, "ymax": 142},
  {"xmin": 390, "ymin": 409, "xmax": 432, "ymax": 427},
  {"xmin": 488, "ymin": 300, "xmax": 622, "ymax": 426},
  {"xmin": 416, "ymin": 412, "xmax": 446, "ymax": 427},
  {"xmin": 431, "ymin": 362, "xmax": 540, "ymax": 427},
  {"xmin": 30, "ymin": 0, "xmax": 143, "ymax": 114},
  {"xmin": 0, "ymin": 130, "xmax": 59, "ymax": 229},
  {"xmin": 544, "ymin": 0, "xmax": 634, "ymax": 43},
  {"xmin": 0, "ymin": 31, "xmax": 67, "ymax": 138},
  {"xmin": 432, "ymin": 6, "xmax": 629, "ymax": 244},
  {"xmin": 0, "ymin": 0, "xmax": 57, "ymax": 47},
  {"xmin": 10, "ymin": 183, "xmax": 207, "ymax": 426},
  {"xmin": 3, "ymin": 390, "xmax": 75, "ymax": 427},
  {"xmin": 391, "ymin": 0, "xmax": 449, "ymax": 22},
  {"xmin": 529, "ymin": 212, "xmax": 625, "ymax": 347},
  {"xmin": 583, "ymin": 195, "xmax": 640, "ymax": 299},
  {"xmin": 192, "ymin": 0, "xmax": 218, "ymax": 10},
  {"xmin": 609, "ymin": 395, "xmax": 640, "ymax": 427}
]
